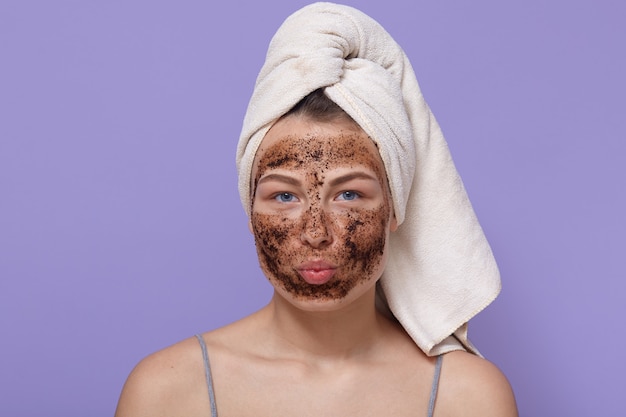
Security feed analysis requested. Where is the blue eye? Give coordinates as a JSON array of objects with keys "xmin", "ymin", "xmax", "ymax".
[
  {"xmin": 275, "ymin": 192, "xmax": 297, "ymax": 203},
  {"xmin": 338, "ymin": 191, "xmax": 359, "ymax": 201}
]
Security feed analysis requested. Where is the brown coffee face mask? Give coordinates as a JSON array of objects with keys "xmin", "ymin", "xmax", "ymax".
[{"xmin": 251, "ymin": 126, "xmax": 392, "ymax": 301}]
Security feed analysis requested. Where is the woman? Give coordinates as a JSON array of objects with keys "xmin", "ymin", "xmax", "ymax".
[{"xmin": 115, "ymin": 3, "xmax": 517, "ymax": 416}]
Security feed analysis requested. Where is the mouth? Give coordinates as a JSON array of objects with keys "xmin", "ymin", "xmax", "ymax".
[{"xmin": 296, "ymin": 260, "xmax": 337, "ymax": 285}]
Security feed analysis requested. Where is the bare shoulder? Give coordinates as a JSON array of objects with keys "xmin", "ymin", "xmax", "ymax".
[
  {"xmin": 436, "ymin": 350, "xmax": 518, "ymax": 417},
  {"xmin": 113, "ymin": 315, "xmax": 261, "ymax": 417},
  {"xmin": 114, "ymin": 336, "xmax": 209, "ymax": 417}
]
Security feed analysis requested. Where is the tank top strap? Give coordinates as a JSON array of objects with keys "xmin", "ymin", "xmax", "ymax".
[
  {"xmin": 427, "ymin": 354, "xmax": 443, "ymax": 417},
  {"xmin": 195, "ymin": 334, "xmax": 441, "ymax": 417},
  {"xmin": 195, "ymin": 334, "xmax": 218, "ymax": 417}
]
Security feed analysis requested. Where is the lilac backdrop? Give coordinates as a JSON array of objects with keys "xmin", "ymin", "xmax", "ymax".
[{"xmin": 1, "ymin": 0, "xmax": 624, "ymax": 415}]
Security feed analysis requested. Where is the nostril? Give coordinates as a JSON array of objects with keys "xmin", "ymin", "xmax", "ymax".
[{"xmin": 301, "ymin": 208, "xmax": 332, "ymax": 247}]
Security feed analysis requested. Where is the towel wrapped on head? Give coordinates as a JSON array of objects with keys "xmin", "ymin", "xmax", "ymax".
[{"xmin": 236, "ymin": 2, "xmax": 501, "ymax": 356}]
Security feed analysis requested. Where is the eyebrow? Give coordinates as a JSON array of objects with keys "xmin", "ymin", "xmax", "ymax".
[
  {"xmin": 257, "ymin": 173, "xmax": 302, "ymax": 187},
  {"xmin": 257, "ymin": 171, "xmax": 378, "ymax": 188},
  {"xmin": 328, "ymin": 172, "xmax": 378, "ymax": 187}
]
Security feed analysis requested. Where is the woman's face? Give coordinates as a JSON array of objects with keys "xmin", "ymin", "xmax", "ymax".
[{"xmin": 250, "ymin": 115, "xmax": 397, "ymax": 310}]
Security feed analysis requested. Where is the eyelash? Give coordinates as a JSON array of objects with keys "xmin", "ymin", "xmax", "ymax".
[
  {"xmin": 272, "ymin": 190, "xmax": 360, "ymax": 203},
  {"xmin": 336, "ymin": 190, "xmax": 359, "ymax": 201},
  {"xmin": 274, "ymin": 192, "xmax": 298, "ymax": 203}
]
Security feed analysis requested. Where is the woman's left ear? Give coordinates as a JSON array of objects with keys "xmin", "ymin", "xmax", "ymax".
[{"xmin": 390, "ymin": 215, "xmax": 398, "ymax": 232}]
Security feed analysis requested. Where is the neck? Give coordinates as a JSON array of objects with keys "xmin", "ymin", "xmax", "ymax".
[{"xmin": 262, "ymin": 286, "xmax": 390, "ymax": 361}]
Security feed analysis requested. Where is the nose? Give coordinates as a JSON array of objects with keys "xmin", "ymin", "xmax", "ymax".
[{"xmin": 300, "ymin": 206, "xmax": 332, "ymax": 248}]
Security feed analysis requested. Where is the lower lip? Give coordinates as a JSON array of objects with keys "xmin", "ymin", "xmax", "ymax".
[{"xmin": 297, "ymin": 268, "xmax": 336, "ymax": 285}]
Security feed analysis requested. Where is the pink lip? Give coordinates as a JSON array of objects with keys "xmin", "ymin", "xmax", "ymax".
[{"xmin": 296, "ymin": 260, "xmax": 337, "ymax": 285}]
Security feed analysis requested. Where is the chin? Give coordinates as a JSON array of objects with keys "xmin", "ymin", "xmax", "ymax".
[
  {"xmin": 273, "ymin": 280, "xmax": 376, "ymax": 313},
  {"xmin": 288, "ymin": 295, "xmax": 348, "ymax": 312}
]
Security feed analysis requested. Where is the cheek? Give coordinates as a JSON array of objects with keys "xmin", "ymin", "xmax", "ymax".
[
  {"xmin": 250, "ymin": 212, "xmax": 305, "ymax": 286},
  {"xmin": 336, "ymin": 206, "xmax": 389, "ymax": 273},
  {"xmin": 251, "ymin": 213, "xmax": 294, "ymax": 258}
]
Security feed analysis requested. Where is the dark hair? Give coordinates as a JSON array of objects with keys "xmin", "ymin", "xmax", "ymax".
[{"xmin": 281, "ymin": 88, "xmax": 356, "ymax": 124}]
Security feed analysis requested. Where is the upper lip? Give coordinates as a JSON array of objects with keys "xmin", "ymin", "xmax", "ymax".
[{"xmin": 296, "ymin": 260, "xmax": 337, "ymax": 271}]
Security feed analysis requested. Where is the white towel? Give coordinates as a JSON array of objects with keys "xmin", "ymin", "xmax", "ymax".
[{"xmin": 236, "ymin": 2, "xmax": 501, "ymax": 356}]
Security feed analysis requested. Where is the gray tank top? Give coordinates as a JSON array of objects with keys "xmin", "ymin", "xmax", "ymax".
[{"xmin": 196, "ymin": 334, "xmax": 443, "ymax": 417}]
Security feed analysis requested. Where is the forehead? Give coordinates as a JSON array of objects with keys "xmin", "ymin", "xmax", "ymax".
[{"xmin": 253, "ymin": 116, "xmax": 385, "ymax": 176}]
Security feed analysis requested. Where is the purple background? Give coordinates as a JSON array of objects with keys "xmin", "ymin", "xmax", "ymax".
[{"xmin": 1, "ymin": 0, "xmax": 624, "ymax": 415}]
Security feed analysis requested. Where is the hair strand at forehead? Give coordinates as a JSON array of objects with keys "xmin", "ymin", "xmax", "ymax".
[{"xmin": 281, "ymin": 88, "xmax": 357, "ymax": 125}]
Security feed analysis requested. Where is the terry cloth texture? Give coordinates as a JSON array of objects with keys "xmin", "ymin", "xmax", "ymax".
[{"xmin": 236, "ymin": 2, "xmax": 501, "ymax": 356}]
